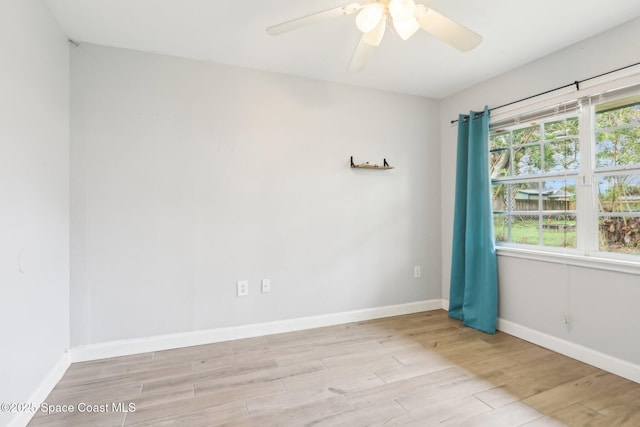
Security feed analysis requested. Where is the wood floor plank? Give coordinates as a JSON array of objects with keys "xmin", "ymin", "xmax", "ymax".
[
  {"xmin": 140, "ymin": 359, "xmax": 278, "ymax": 394},
  {"xmin": 245, "ymin": 386, "xmax": 340, "ymax": 416},
  {"xmin": 244, "ymin": 395, "xmax": 353, "ymax": 427},
  {"xmin": 191, "ymin": 353, "xmax": 237, "ymax": 373},
  {"xmin": 55, "ymin": 353, "xmax": 154, "ymax": 388},
  {"xmin": 460, "ymin": 345, "xmax": 554, "ymax": 376},
  {"xmin": 523, "ymin": 371, "xmax": 632, "ymax": 414},
  {"xmin": 152, "ymin": 342, "xmax": 233, "ymax": 362},
  {"xmin": 521, "ymin": 415, "xmax": 569, "ymax": 426},
  {"xmin": 28, "ymin": 310, "xmax": 640, "ymax": 426},
  {"xmin": 396, "ymin": 375, "xmax": 496, "ymax": 412},
  {"xmin": 320, "ymin": 346, "xmax": 404, "ymax": 373},
  {"xmin": 473, "ymin": 385, "xmax": 521, "ymax": 409},
  {"xmin": 442, "ymin": 400, "xmax": 543, "ymax": 427},
  {"xmin": 29, "ymin": 404, "xmax": 127, "ymax": 427},
  {"xmin": 44, "ymin": 379, "xmax": 143, "ymax": 406},
  {"xmin": 272, "ymin": 338, "xmax": 385, "ymax": 367},
  {"xmin": 281, "ymin": 367, "xmax": 385, "ymax": 395},
  {"xmin": 122, "ymin": 384, "xmax": 194, "ymax": 410},
  {"xmin": 375, "ymin": 357, "xmax": 456, "ymax": 383},
  {"xmin": 193, "ymin": 359, "xmax": 327, "ymax": 392},
  {"xmin": 194, "ymin": 378, "xmax": 285, "ymax": 402},
  {"xmin": 392, "ymin": 395, "xmax": 492, "ymax": 426},
  {"xmin": 307, "ymin": 399, "xmax": 408, "ymax": 426},
  {"xmin": 543, "ymin": 402, "xmax": 607, "ymax": 427},
  {"xmin": 346, "ymin": 366, "xmax": 473, "ymax": 408},
  {"xmin": 123, "ymin": 396, "xmax": 247, "ymax": 426}
]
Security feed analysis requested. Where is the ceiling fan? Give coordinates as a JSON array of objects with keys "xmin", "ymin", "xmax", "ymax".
[{"xmin": 266, "ymin": 0, "xmax": 483, "ymax": 72}]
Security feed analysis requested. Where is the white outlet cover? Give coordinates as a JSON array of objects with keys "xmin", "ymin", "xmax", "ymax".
[
  {"xmin": 261, "ymin": 279, "xmax": 271, "ymax": 293},
  {"xmin": 237, "ymin": 280, "xmax": 249, "ymax": 296}
]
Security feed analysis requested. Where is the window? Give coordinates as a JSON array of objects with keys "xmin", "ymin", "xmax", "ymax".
[
  {"xmin": 491, "ymin": 113, "xmax": 579, "ymax": 249},
  {"xmin": 490, "ymin": 89, "xmax": 640, "ymax": 260},
  {"xmin": 594, "ymin": 97, "xmax": 640, "ymax": 255}
]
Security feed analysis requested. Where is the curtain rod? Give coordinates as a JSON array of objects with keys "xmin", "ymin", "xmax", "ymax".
[{"xmin": 450, "ymin": 61, "xmax": 640, "ymax": 125}]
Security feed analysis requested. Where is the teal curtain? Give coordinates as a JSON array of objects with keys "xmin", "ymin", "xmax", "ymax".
[{"xmin": 449, "ymin": 106, "xmax": 498, "ymax": 334}]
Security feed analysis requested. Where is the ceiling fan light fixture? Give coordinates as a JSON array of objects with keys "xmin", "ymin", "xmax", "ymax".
[
  {"xmin": 267, "ymin": 1, "xmax": 483, "ymax": 72},
  {"xmin": 414, "ymin": 4, "xmax": 429, "ymax": 28},
  {"xmin": 362, "ymin": 15, "xmax": 386, "ymax": 46},
  {"xmin": 388, "ymin": 0, "xmax": 416, "ymax": 22},
  {"xmin": 393, "ymin": 16, "xmax": 420, "ymax": 40},
  {"xmin": 414, "ymin": 5, "xmax": 427, "ymax": 13},
  {"xmin": 356, "ymin": 3, "xmax": 384, "ymax": 33}
]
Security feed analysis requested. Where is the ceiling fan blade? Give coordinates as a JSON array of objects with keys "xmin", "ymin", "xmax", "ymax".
[
  {"xmin": 415, "ymin": 6, "xmax": 482, "ymax": 52},
  {"xmin": 348, "ymin": 37, "xmax": 375, "ymax": 72},
  {"xmin": 267, "ymin": 3, "xmax": 363, "ymax": 36}
]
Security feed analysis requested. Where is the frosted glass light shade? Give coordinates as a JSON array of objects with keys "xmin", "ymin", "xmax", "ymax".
[
  {"xmin": 356, "ymin": 3, "xmax": 385, "ymax": 33},
  {"xmin": 362, "ymin": 16, "xmax": 386, "ymax": 46},
  {"xmin": 393, "ymin": 17, "xmax": 420, "ymax": 40},
  {"xmin": 388, "ymin": 0, "xmax": 416, "ymax": 21}
]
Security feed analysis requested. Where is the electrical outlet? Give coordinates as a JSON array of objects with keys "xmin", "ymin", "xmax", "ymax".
[
  {"xmin": 237, "ymin": 280, "xmax": 249, "ymax": 297},
  {"xmin": 414, "ymin": 266, "xmax": 421, "ymax": 278},
  {"xmin": 261, "ymin": 279, "xmax": 271, "ymax": 293}
]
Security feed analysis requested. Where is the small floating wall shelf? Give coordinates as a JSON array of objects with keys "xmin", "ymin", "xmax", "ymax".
[{"xmin": 350, "ymin": 156, "xmax": 394, "ymax": 170}]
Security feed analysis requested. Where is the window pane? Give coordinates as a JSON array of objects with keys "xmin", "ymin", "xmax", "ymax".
[
  {"xmin": 490, "ymin": 149, "xmax": 510, "ymax": 178},
  {"xmin": 598, "ymin": 216, "xmax": 640, "ymax": 254},
  {"xmin": 514, "ymin": 145, "xmax": 541, "ymax": 176},
  {"xmin": 493, "ymin": 183, "xmax": 542, "ymax": 214},
  {"xmin": 491, "ymin": 183, "xmax": 506, "ymax": 212},
  {"xmin": 595, "ymin": 102, "xmax": 640, "ymax": 169},
  {"xmin": 596, "ymin": 103, "xmax": 640, "ymax": 128},
  {"xmin": 493, "ymin": 214, "xmax": 508, "ymax": 243},
  {"xmin": 513, "ymin": 182, "xmax": 541, "ymax": 212},
  {"xmin": 489, "ymin": 132, "xmax": 510, "ymax": 150},
  {"xmin": 542, "ymin": 179, "xmax": 576, "ymax": 212},
  {"xmin": 512, "ymin": 125, "xmax": 540, "ymax": 145},
  {"xmin": 510, "ymin": 216, "xmax": 540, "ymax": 245},
  {"xmin": 542, "ymin": 215, "xmax": 576, "ymax": 248},
  {"xmin": 544, "ymin": 118, "xmax": 579, "ymax": 138},
  {"xmin": 493, "ymin": 214, "xmax": 541, "ymax": 245},
  {"xmin": 598, "ymin": 175, "xmax": 640, "ymax": 213},
  {"xmin": 595, "ymin": 128, "xmax": 640, "ymax": 168},
  {"xmin": 544, "ymin": 139, "xmax": 579, "ymax": 172}
]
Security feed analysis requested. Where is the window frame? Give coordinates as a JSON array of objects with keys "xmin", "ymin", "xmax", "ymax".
[
  {"xmin": 491, "ymin": 111, "xmax": 582, "ymax": 254},
  {"xmin": 488, "ymin": 75, "xmax": 640, "ymax": 273},
  {"xmin": 590, "ymin": 97, "xmax": 640, "ymax": 258}
]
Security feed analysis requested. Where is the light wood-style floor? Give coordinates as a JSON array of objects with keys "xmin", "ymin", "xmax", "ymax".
[{"xmin": 29, "ymin": 310, "xmax": 640, "ymax": 426}]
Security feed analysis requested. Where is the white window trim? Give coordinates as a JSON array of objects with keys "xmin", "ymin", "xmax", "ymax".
[{"xmin": 496, "ymin": 246, "xmax": 640, "ymax": 276}]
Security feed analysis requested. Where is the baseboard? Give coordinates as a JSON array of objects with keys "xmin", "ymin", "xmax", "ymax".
[
  {"xmin": 440, "ymin": 299, "xmax": 638, "ymax": 383},
  {"xmin": 71, "ymin": 299, "xmax": 443, "ymax": 362},
  {"xmin": 498, "ymin": 318, "xmax": 640, "ymax": 384},
  {"xmin": 8, "ymin": 352, "xmax": 71, "ymax": 427}
]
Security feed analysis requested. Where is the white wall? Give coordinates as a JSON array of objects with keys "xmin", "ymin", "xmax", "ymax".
[
  {"xmin": 440, "ymin": 18, "xmax": 640, "ymax": 365},
  {"xmin": 70, "ymin": 44, "xmax": 441, "ymax": 346},
  {"xmin": 0, "ymin": 0, "xmax": 70, "ymax": 425}
]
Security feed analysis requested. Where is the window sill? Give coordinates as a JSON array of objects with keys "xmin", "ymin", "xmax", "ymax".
[{"xmin": 495, "ymin": 246, "xmax": 640, "ymax": 276}]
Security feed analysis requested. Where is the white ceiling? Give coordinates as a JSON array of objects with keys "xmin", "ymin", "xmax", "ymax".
[{"xmin": 43, "ymin": 0, "xmax": 640, "ymax": 99}]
